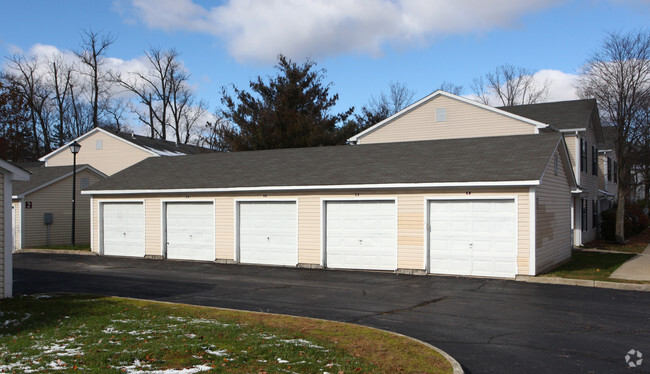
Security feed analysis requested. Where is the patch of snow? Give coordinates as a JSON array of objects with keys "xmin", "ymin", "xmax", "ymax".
[
  {"xmin": 280, "ymin": 338, "xmax": 324, "ymax": 349},
  {"xmin": 277, "ymin": 358, "xmax": 289, "ymax": 364},
  {"xmin": 204, "ymin": 348, "xmax": 229, "ymax": 356},
  {"xmin": 185, "ymin": 333, "xmax": 197, "ymax": 338},
  {"xmin": 102, "ymin": 326, "xmax": 121, "ymax": 334},
  {"xmin": 33, "ymin": 294, "xmax": 52, "ymax": 299},
  {"xmin": 46, "ymin": 359, "xmax": 68, "ymax": 370},
  {"xmin": 120, "ymin": 364, "xmax": 213, "ymax": 373},
  {"xmin": 144, "ymin": 146, "xmax": 187, "ymax": 157}
]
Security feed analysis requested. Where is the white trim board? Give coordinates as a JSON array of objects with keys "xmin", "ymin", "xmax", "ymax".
[{"xmin": 83, "ymin": 180, "xmax": 542, "ymax": 196}]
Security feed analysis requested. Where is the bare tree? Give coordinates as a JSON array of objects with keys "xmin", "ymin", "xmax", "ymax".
[
  {"xmin": 471, "ymin": 64, "xmax": 549, "ymax": 106},
  {"xmin": 5, "ymin": 54, "xmax": 53, "ymax": 154},
  {"xmin": 114, "ymin": 47, "xmax": 183, "ymax": 140},
  {"xmin": 76, "ymin": 29, "xmax": 115, "ymax": 129},
  {"xmin": 47, "ymin": 54, "xmax": 74, "ymax": 146},
  {"xmin": 578, "ymin": 30, "xmax": 650, "ymax": 243},
  {"xmin": 356, "ymin": 81, "xmax": 416, "ymax": 130},
  {"xmin": 438, "ymin": 81, "xmax": 463, "ymax": 96}
]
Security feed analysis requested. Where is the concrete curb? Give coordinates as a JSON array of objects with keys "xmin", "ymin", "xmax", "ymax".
[
  {"xmin": 14, "ymin": 249, "xmax": 98, "ymax": 256},
  {"xmin": 114, "ymin": 295, "xmax": 464, "ymax": 374},
  {"xmin": 516, "ymin": 276, "xmax": 650, "ymax": 292}
]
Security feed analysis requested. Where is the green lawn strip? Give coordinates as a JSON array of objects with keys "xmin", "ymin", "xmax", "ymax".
[
  {"xmin": 581, "ymin": 240, "xmax": 647, "ymax": 254},
  {"xmin": 0, "ymin": 294, "xmax": 451, "ymax": 373},
  {"xmin": 541, "ymin": 252, "xmax": 635, "ymax": 282}
]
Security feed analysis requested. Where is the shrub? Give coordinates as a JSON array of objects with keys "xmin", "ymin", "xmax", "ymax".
[{"xmin": 600, "ymin": 200, "xmax": 649, "ymax": 240}]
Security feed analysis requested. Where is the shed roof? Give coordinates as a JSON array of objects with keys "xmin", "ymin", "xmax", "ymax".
[
  {"xmin": 86, "ymin": 133, "xmax": 564, "ymax": 193},
  {"xmin": 12, "ymin": 164, "xmax": 105, "ymax": 197}
]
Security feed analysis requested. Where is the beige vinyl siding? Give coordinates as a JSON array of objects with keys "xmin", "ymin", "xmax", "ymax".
[
  {"xmin": 397, "ymin": 195, "xmax": 425, "ymax": 269},
  {"xmin": 0, "ymin": 173, "xmax": 4, "ymax": 298},
  {"xmin": 358, "ymin": 95, "xmax": 537, "ymax": 145},
  {"xmin": 22, "ymin": 169, "xmax": 103, "ymax": 248},
  {"xmin": 536, "ymin": 149, "xmax": 572, "ymax": 273},
  {"xmin": 45, "ymin": 132, "xmax": 153, "ymax": 176},
  {"xmin": 298, "ymin": 197, "xmax": 320, "ymax": 265},
  {"xmin": 12, "ymin": 201, "xmax": 20, "ymax": 250},
  {"xmin": 599, "ymin": 151, "xmax": 618, "ymax": 198},
  {"xmin": 91, "ymin": 187, "xmax": 531, "ymax": 275}
]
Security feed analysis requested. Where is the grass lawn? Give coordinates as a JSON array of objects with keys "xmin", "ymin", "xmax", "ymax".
[
  {"xmin": 0, "ymin": 294, "xmax": 451, "ymax": 373},
  {"xmin": 542, "ymin": 252, "xmax": 636, "ymax": 282},
  {"xmin": 581, "ymin": 239, "xmax": 647, "ymax": 254}
]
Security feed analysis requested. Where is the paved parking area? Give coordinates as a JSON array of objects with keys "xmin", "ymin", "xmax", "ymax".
[{"xmin": 12, "ymin": 253, "xmax": 650, "ymax": 373}]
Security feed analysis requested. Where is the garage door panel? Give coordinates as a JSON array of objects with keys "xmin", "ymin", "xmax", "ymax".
[
  {"xmin": 166, "ymin": 202, "xmax": 215, "ymax": 261},
  {"xmin": 326, "ymin": 201, "xmax": 396, "ymax": 271},
  {"xmin": 239, "ymin": 201, "xmax": 297, "ymax": 266},
  {"xmin": 102, "ymin": 202, "xmax": 145, "ymax": 257},
  {"xmin": 429, "ymin": 199, "xmax": 516, "ymax": 278}
]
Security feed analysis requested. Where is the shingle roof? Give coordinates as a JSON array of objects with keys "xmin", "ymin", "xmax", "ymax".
[
  {"xmin": 498, "ymin": 99, "xmax": 597, "ymax": 131},
  {"xmin": 113, "ymin": 131, "xmax": 209, "ymax": 155},
  {"xmin": 86, "ymin": 133, "xmax": 563, "ymax": 192},
  {"xmin": 12, "ymin": 164, "xmax": 103, "ymax": 196}
]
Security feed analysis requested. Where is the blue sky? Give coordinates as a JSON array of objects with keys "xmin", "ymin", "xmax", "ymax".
[{"xmin": 1, "ymin": 0, "xmax": 649, "ymax": 133}]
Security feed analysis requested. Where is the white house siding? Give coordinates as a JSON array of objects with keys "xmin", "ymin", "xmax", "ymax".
[
  {"xmin": 536, "ymin": 149, "xmax": 572, "ymax": 273},
  {"xmin": 90, "ymin": 187, "xmax": 532, "ymax": 275},
  {"xmin": 564, "ymin": 127, "xmax": 600, "ymax": 244},
  {"xmin": 358, "ymin": 95, "xmax": 537, "ymax": 145}
]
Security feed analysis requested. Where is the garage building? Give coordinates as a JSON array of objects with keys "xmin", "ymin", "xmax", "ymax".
[{"xmin": 84, "ymin": 133, "xmax": 575, "ymax": 278}]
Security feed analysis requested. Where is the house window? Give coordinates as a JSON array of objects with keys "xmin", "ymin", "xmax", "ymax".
[
  {"xmin": 554, "ymin": 154, "xmax": 559, "ymax": 176},
  {"xmin": 582, "ymin": 199, "xmax": 588, "ymax": 232},
  {"xmin": 96, "ymin": 140, "xmax": 103, "ymax": 150},
  {"xmin": 581, "ymin": 139, "xmax": 588, "ymax": 173},
  {"xmin": 436, "ymin": 108, "xmax": 446, "ymax": 122},
  {"xmin": 607, "ymin": 157, "xmax": 612, "ymax": 181},
  {"xmin": 614, "ymin": 161, "xmax": 618, "ymax": 183},
  {"xmin": 80, "ymin": 178, "xmax": 90, "ymax": 189},
  {"xmin": 592, "ymin": 200, "xmax": 598, "ymax": 229},
  {"xmin": 592, "ymin": 145, "xmax": 597, "ymax": 176}
]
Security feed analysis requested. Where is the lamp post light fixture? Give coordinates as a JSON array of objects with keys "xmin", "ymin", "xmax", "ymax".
[{"xmin": 69, "ymin": 140, "xmax": 81, "ymax": 246}]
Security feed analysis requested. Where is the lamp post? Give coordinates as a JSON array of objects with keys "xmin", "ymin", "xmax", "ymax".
[{"xmin": 69, "ymin": 140, "xmax": 81, "ymax": 246}]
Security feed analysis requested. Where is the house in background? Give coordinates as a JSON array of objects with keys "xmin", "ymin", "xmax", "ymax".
[
  {"xmin": 598, "ymin": 126, "xmax": 618, "ymax": 211},
  {"xmin": 39, "ymin": 127, "xmax": 208, "ymax": 176},
  {"xmin": 0, "ymin": 160, "xmax": 30, "ymax": 298},
  {"xmin": 83, "ymin": 91, "xmax": 578, "ymax": 279},
  {"xmin": 349, "ymin": 92, "xmax": 616, "ymax": 246},
  {"xmin": 12, "ymin": 127, "xmax": 209, "ymax": 250},
  {"xmin": 12, "ymin": 163, "xmax": 106, "ymax": 249}
]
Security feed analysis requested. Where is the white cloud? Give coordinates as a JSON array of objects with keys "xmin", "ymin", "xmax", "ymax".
[
  {"xmin": 533, "ymin": 69, "xmax": 579, "ymax": 102},
  {"xmin": 126, "ymin": 0, "xmax": 559, "ymax": 62}
]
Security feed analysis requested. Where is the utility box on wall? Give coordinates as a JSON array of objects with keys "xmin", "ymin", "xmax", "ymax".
[{"xmin": 44, "ymin": 213, "xmax": 53, "ymax": 225}]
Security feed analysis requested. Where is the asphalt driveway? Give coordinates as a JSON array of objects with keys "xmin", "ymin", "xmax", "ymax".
[{"xmin": 12, "ymin": 253, "xmax": 650, "ymax": 373}]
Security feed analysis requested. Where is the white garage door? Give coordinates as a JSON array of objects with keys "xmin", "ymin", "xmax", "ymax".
[
  {"xmin": 429, "ymin": 199, "xmax": 517, "ymax": 278},
  {"xmin": 165, "ymin": 202, "xmax": 215, "ymax": 261},
  {"xmin": 325, "ymin": 201, "xmax": 396, "ymax": 271},
  {"xmin": 102, "ymin": 202, "xmax": 145, "ymax": 257},
  {"xmin": 238, "ymin": 201, "xmax": 297, "ymax": 266}
]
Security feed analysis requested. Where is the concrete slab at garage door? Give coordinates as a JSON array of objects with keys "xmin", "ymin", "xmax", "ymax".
[
  {"xmin": 165, "ymin": 202, "xmax": 215, "ymax": 261},
  {"xmin": 325, "ymin": 200, "xmax": 397, "ymax": 270},
  {"xmin": 429, "ymin": 199, "xmax": 516, "ymax": 278},
  {"xmin": 101, "ymin": 202, "xmax": 145, "ymax": 257},
  {"xmin": 238, "ymin": 201, "xmax": 297, "ymax": 266}
]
